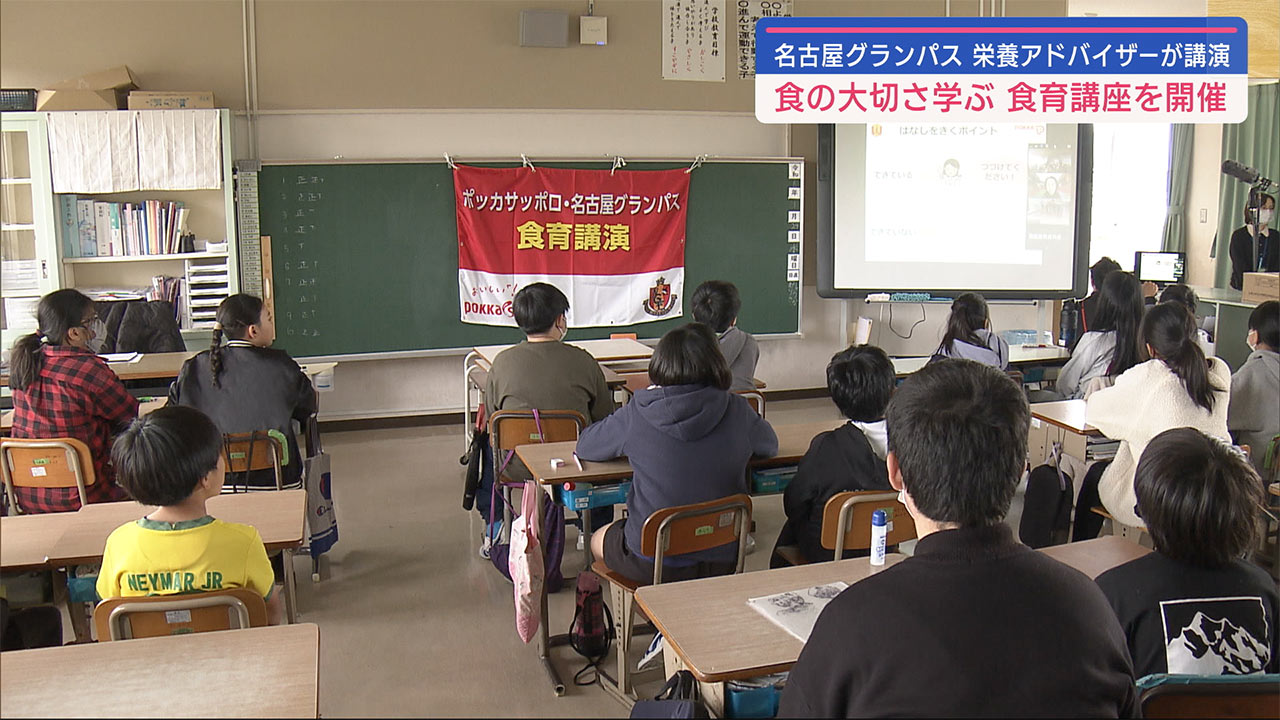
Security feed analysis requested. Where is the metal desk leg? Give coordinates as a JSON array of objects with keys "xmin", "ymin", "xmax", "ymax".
[
  {"xmin": 463, "ymin": 351, "xmax": 482, "ymax": 454},
  {"xmin": 283, "ymin": 547, "xmax": 299, "ymax": 623},
  {"xmin": 529, "ymin": 478, "xmax": 567, "ymax": 696}
]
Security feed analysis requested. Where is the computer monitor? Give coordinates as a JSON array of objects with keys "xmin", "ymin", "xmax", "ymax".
[{"xmin": 1135, "ymin": 251, "xmax": 1185, "ymax": 285}]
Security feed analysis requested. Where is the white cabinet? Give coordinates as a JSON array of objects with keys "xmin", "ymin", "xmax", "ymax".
[
  {"xmin": 1, "ymin": 113, "xmax": 60, "ymax": 363},
  {"xmin": 3, "ymin": 109, "xmax": 240, "ymax": 342}
]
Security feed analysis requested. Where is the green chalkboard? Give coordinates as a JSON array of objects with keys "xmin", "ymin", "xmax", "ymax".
[{"xmin": 259, "ymin": 160, "xmax": 801, "ymax": 358}]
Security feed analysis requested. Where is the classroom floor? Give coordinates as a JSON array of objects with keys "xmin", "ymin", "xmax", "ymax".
[
  {"xmin": 284, "ymin": 397, "xmax": 842, "ymax": 717},
  {"xmin": 276, "ymin": 396, "xmax": 1037, "ymax": 717}
]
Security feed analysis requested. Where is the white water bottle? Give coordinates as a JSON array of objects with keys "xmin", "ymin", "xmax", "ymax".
[{"xmin": 870, "ymin": 509, "xmax": 888, "ymax": 566}]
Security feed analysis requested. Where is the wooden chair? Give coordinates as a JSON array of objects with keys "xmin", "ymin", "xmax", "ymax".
[
  {"xmin": 1138, "ymin": 673, "xmax": 1280, "ymax": 718},
  {"xmin": 487, "ymin": 409, "xmax": 588, "ymax": 542},
  {"xmin": 221, "ymin": 431, "xmax": 284, "ymax": 491},
  {"xmin": 774, "ymin": 490, "xmax": 916, "ymax": 566},
  {"xmin": 735, "ymin": 389, "xmax": 766, "ymax": 418},
  {"xmin": 93, "ymin": 588, "xmax": 268, "ymax": 641},
  {"xmin": 591, "ymin": 494, "xmax": 753, "ymax": 705},
  {"xmin": 0, "ymin": 437, "xmax": 96, "ymax": 514}
]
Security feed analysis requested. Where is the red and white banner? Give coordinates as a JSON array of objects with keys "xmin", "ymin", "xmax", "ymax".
[{"xmin": 455, "ymin": 165, "xmax": 689, "ymax": 327}]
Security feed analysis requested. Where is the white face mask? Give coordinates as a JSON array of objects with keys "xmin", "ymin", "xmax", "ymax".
[
  {"xmin": 1247, "ymin": 329, "xmax": 1258, "ymax": 352},
  {"xmin": 86, "ymin": 318, "xmax": 107, "ymax": 354},
  {"xmin": 1259, "ymin": 208, "xmax": 1274, "ymax": 226}
]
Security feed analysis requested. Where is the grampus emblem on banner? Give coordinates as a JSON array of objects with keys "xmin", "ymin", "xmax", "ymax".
[{"xmin": 644, "ymin": 277, "xmax": 677, "ymax": 317}]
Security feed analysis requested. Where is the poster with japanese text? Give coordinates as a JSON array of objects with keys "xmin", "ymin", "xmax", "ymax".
[
  {"xmin": 737, "ymin": 0, "xmax": 793, "ymax": 79},
  {"xmin": 454, "ymin": 166, "xmax": 689, "ymax": 327},
  {"xmin": 663, "ymin": 0, "xmax": 726, "ymax": 82}
]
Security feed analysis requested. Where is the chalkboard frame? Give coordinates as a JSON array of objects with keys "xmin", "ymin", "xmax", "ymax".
[{"xmin": 258, "ymin": 157, "xmax": 805, "ymax": 361}]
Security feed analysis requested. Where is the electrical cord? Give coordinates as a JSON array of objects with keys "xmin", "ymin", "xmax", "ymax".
[{"xmin": 887, "ymin": 302, "xmax": 928, "ymax": 339}]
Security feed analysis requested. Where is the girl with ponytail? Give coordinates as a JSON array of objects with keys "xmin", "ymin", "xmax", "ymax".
[
  {"xmin": 7, "ymin": 289, "xmax": 138, "ymax": 512},
  {"xmin": 931, "ymin": 292, "xmax": 1010, "ymax": 370},
  {"xmin": 1083, "ymin": 302, "xmax": 1231, "ymax": 530},
  {"xmin": 168, "ymin": 294, "xmax": 316, "ymax": 490}
]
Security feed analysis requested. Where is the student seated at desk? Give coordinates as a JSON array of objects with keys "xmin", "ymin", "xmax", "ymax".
[
  {"xmin": 482, "ymin": 283, "xmax": 615, "ymax": 555},
  {"xmin": 96, "ymin": 406, "xmax": 283, "ymax": 624},
  {"xmin": 1082, "ymin": 303, "xmax": 1231, "ymax": 535},
  {"xmin": 1055, "ymin": 271, "xmax": 1145, "ymax": 400},
  {"xmin": 578, "ymin": 323, "xmax": 777, "ymax": 586},
  {"xmin": 1228, "ymin": 300, "xmax": 1279, "ymax": 477},
  {"xmin": 779, "ymin": 360, "xmax": 1136, "ymax": 717},
  {"xmin": 7, "ymin": 289, "xmax": 138, "ymax": 512},
  {"xmin": 930, "ymin": 292, "xmax": 1009, "ymax": 370},
  {"xmin": 772, "ymin": 345, "xmax": 893, "ymax": 566},
  {"xmin": 169, "ymin": 295, "xmax": 316, "ymax": 491},
  {"xmin": 1078, "ymin": 256, "xmax": 1122, "ymax": 340},
  {"xmin": 1096, "ymin": 428, "xmax": 1278, "ymax": 678},
  {"xmin": 1156, "ymin": 284, "xmax": 1212, "ymax": 354},
  {"xmin": 691, "ymin": 280, "xmax": 759, "ymax": 392}
]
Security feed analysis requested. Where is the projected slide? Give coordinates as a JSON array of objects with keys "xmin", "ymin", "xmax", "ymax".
[{"xmin": 825, "ymin": 123, "xmax": 1086, "ymax": 297}]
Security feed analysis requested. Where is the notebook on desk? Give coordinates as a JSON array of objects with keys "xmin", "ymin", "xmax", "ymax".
[
  {"xmin": 98, "ymin": 352, "xmax": 141, "ymax": 363},
  {"xmin": 747, "ymin": 582, "xmax": 849, "ymax": 642}
]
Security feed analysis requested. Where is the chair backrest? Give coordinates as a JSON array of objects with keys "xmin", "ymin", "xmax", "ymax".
[
  {"xmin": 488, "ymin": 409, "xmax": 587, "ymax": 453},
  {"xmin": 609, "ymin": 333, "xmax": 638, "ymax": 340},
  {"xmin": 640, "ymin": 494, "xmax": 753, "ymax": 585},
  {"xmin": 221, "ymin": 432, "xmax": 283, "ymax": 490},
  {"xmin": 735, "ymin": 389, "xmax": 765, "ymax": 418},
  {"xmin": 820, "ymin": 490, "xmax": 917, "ymax": 560},
  {"xmin": 92, "ymin": 587, "xmax": 268, "ymax": 641},
  {"xmin": 0, "ymin": 437, "xmax": 96, "ymax": 514},
  {"xmin": 1138, "ymin": 673, "xmax": 1280, "ymax": 719}
]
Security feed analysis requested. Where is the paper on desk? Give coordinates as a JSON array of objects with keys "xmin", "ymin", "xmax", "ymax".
[
  {"xmin": 99, "ymin": 352, "xmax": 141, "ymax": 363},
  {"xmin": 747, "ymin": 582, "xmax": 849, "ymax": 643}
]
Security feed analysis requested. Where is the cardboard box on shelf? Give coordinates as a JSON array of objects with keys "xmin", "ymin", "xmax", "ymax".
[
  {"xmin": 1241, "ymin": 272, "xmax": 1279, "ymax": 305},
  {"xmin": 36, "ymin": 66, "xmax": 136, "ymax": 111},
  {"xmin": 128, "ymin": 91, "xmax": 215, "ymax": 110}
]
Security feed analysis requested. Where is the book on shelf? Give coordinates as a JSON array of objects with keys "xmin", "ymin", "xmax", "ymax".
[
  {"xmin": 56, "ymin": 196, "xmax": 197, "ymax": 259},
  {"xmin": 75, "ymin": 199, "xmax": 96, "ymax": 257},
  {"xmin": 57, "ymin": 194, "xmax": 79, "ymax": 258}
]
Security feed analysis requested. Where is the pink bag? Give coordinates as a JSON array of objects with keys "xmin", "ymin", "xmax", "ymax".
[{"xmin": 510, "ymin": 483, "xmax": 545, "ymax": 643}]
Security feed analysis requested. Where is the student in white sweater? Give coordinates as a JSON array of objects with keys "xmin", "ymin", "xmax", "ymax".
[
  {"xmin": 1055, "ymin": 271, "xmax": 1145, "ymax": 399},
  {"xmin": 1086, "ymin": 303, "xmax": 1231, "ymax": 528}
]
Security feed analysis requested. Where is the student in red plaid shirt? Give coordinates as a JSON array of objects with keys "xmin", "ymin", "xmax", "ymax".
[{"xmin": 7, "ymin": 289, "xmax": 138, "ymax": 513}]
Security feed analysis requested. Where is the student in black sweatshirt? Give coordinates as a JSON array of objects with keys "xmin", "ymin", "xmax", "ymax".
[
  {"xmin": 780, "ymin": 359, "xmax": 1137, "ymax": 718},
  {"xmin": 772, "ymin": 344, "xmax": 893, "ymax": 566},
  {"xmin": 169, "ymin": 294, "xmax": 316, "ymax": 490},
  {"xmin": 1096, "ymin": 428, "xmax": 1278, "ymax": 678},
  {"xmin": 576, "ymin": 323, "xmax": 777, "ymax": 586}
]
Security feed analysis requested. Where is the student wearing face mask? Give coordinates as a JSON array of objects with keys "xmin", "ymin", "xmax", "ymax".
[
  {"xmin": 1229, "ymin": 192, "xmax": 1278, "ymax": 290},
  {"xmin": 1228, "ymin": 300, "xmax": 1279, "ymax": 476},
  {"xmin": 480, "ymin": 283, "xmax": 615, "ymax": 555},
  {"xmin": 6, "ymin": 289, "xmax": 139, "ymax": 512}
]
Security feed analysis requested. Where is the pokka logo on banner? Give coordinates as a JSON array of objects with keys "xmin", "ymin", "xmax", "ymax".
[
  {"xmin": 754, "ymin": 16, "xmax": 1249, "ymax": 123},
  {"xmin": 454, "ymin": 165, "xmax": 690, "ymax": 327}
]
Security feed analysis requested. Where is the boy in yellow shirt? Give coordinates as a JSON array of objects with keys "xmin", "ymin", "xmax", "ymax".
[{"xmin": 96, "ymin": 406, "xmax": 283, "ymax": 624}]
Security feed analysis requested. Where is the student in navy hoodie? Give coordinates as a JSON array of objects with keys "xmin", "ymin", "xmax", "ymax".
[
  {"xmin": 931, "ymin": 292, "xmax": 1009, "ymax": 370},
  {"xmin": 578, "ymin": 322, "xmax": 778, "ymax": 585}
]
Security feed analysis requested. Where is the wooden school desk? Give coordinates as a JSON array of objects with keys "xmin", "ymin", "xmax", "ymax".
[
  {"xmin": 620, "ymin": 372, "xmax": 767, "ymax": 399},
  {"xmin": 511, "ymin": 418, "xmax": 843, "ymax": 695},
  {"xmin": 2, "ymin": 397, "xmax": 167, "ymax": 433},
  {"xmin": 635, "ymin": 555, "xmax": 906, "ymax": 715},
  {"xmin": 1039, "ymin": 536, "xmax": 1151, "ymax": 579},
  {"xmin": 891, "ymin": 345, "xmax": 1072, "ymax": 379},
  {"xmin": 0, "ymin": 622, "xmax": 320, "ymax": 718},
  {"xmin": 0, "ymin": 352, "xmax": 335, "ymax": 388},
  {"xmin": 46, "ymin": 490, "xmax": 307, "ymax": 624},
  {"xmin": 636, "ymin": 536, "xmax": 1151, "ymax": 716},
  {"xmin": 462, "ymin": 338, "xmax": 651, "ymax": 451},
  {"xmin": 0, "ymin": 512, "xmax": 78, "ymax": 572},
  {"xmin": 1028, "ymin": 399, "xmax": 1102, "ymax": 468}
]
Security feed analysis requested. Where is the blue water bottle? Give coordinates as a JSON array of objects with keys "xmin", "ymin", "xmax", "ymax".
[{"xmin": 870, "ymin": 509, "xmax": 888, "ymax": 566}]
